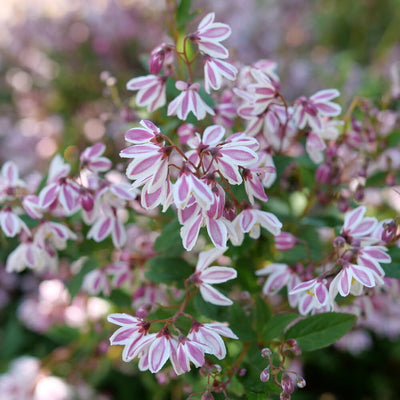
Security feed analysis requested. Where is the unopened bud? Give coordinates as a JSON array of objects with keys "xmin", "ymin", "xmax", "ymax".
[
  {"xmin": 260, "ymin": 368, "xmax": 270, "ymax": 382},
  {"xmin": 261, "ymin": 348, "xmax": 272, "ymax": 358},
  {"xmin": 382, "ymin": 220, "xmax": 397, "ymax": 243},
  {"xmin": 280, "ymin": 392, "xmax": 291, "ymax": 400},
  {"xmin": 315, "ymin": 163, "xmax": 331, "ymax": 184},
  {"xmin": 135, "ymin": 305, "xmax": 150, "ymax": 319},
  {"xmin": 201, "ymin": 391, "xmax": 214, "ymax": 400},
  {"xmin": 237, "ymin": 368, "xmax": 247, "ymax": 377},
  {"xmin": 333, "ymin": 236, "xmax": 346, "ymax": 249},
  {"xmin": 284, "ymin": 339, "xmax": 301, "ymax": 356},
  {"xmin": 354, "ymin": 185, "xmax": 364, "ymax": 202},
  {"xmin": 337, "ymin": 196, "xmax": 349, "ymax": 213},
  {"xmin": 296, "ymin": 376, "xmax": 306, "ymax": 388},
  {"xmin": 281, "ymin": 374, "xmax": 295, "ymax": 394},
  {"xmin": 274, "ymin": 232, "xmax": 297, "ymax": 251}
]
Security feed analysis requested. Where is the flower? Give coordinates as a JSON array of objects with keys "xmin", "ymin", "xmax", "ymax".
[
  {"xmin": 80, "ymin": 143, "xmax": 112, "ymax": 173},
  {"xmin": 167, "ymin": 81, "xmax": 215, "ymax": 120},
  {"xmin": 190, "ymin": 247, "xmax": 236, "ymax": 306},
  {"xmin": 190, "ymin": 13, "xmax": 232, "ymax": 59},
  {"xmin": 294, "ymin": 89, "xmax": 341, "ymax": 132},
  {"xmin": 203, "ymin": 56, "xmax": 237, "ymax": 93},
  {"xmin": 126, "ymin": 75, "xmax": 166, "ymax": 112}
]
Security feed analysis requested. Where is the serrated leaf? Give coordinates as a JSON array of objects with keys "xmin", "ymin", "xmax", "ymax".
[
  {"xmin": 145, "ymin": 256, "xmax": 192, "ymax": 287},
  {"xmin": 262, "ymin": 313, "xmax": 299, "ymax": 342},
  {"xmin": 284, "ymin": 312, "xmax": 356, "ymax": 351}
]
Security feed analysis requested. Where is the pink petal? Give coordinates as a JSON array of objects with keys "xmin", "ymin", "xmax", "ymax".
[
  {"xmin": 199, "ymin": 283, "xmax": 233, "ymax": 306},
  {"xmin": 200, "ymin": 266, "xmax": 236, "ymax": 284}
]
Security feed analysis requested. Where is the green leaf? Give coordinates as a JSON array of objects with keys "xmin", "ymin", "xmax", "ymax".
[
  {"xmin": 145, "ymin": 256, "xmax": 193, "ymax": 287},
  {"xmin": 176, "ymin": 0, "xmax": 195, "ymax": 30},
  {"xmin": 66, "ymin": 258, "xmax": 98, "ymax": 299},
  {"xmin": 284, "ymin": 312, "xmax": 357, "ymax": 351},
  {"xmin": 228, "ymin": 303, "xmax": 257, "ymax": 342},
  {"xmin": 262, "ymin": 313, "xmax": 299, "ymax": 342},
  {"xmin": 154, "ymin": 218, "xmax": 184, "ymax": 256},
  {"xmin": 384, "ymin": 247, "xmax": 400, "ymax": 278},
  {"xmin": 193, "ymin": 293, "xmax": 230, "ymax": 321}
]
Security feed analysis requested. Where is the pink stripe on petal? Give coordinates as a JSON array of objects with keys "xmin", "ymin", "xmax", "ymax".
[
  {"xmin": 39, "ymin": 184, "xmax": 59, "ymax": 208},
  {"xmin": 338, "ymin": 268, "xmax": 351, "ymax": 297},
  {"xmin": 290, "ymin": 279, "xmax": 316, "ymax": 294},
  {"xmin": 181, "ymin": 214, "xmax": 203, "ymax": 251},
  {"xmin": 343, "ymin": 206, "xmax": 365, "ymax": 231},
  {"xmin": 199, "ymin": 283, "xmax": 232, "ymax": 306},
  {"xmin": 240, "ymin": 210, "xmax": 255, "ymax": 232},
  {"xmin": 350, "ymin": 264, "xmax": 375, "ymax": 287},
  {"xmin": 125, "ymin": 128, "xmax": 155, "ymax": 143},
  {"xmin": 200, "ymin": 266, "xmax": 236, "ymax": 284},
  {"xmin": 107, "ymin": 313, "xmax": 140, "ymax": 326},
  {"xmin": 149, "ymin": 336, "xmax": 171, "ymax": 373},
  {"xmin": 203, "ymin": 125, "xmax": 225, "ymax": 146},
  {"xmin": 185, "ymin": 341, "xmax": 205, "ymax": 367},
  {"xmin": 315, "ymin": 282, "xmax": 328, "ymax": 305},
  {"xmin": 206, "ymin": 218, "xmax": 227, "ymax": 248}
]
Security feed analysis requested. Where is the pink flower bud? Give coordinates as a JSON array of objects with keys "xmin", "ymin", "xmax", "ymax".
[
  {"xmin": 274, "ymin": 232, "xmax": 297, "ymax": 251},
  {"xmin": 260, "ymin": 367, "xmax": 270, "ymax": 382},
  {"xmin": 382, "ymin": 220, "xmax": 397, "ymax": 243},
  {"xmin": 333, "ymin": 236, "xmax": 346, "ymax": 249},
  {"xmin": 237, "ymin": 368, "xmax": 247, "ymax": 377},
  {"xmin": 337, "ymin": 196, "xmax": 349, "ymax": 213},
  {"xmin": 281, "ymin": 374, "xmax": 295, "ymax": 394},
  {"xmin": 315, "ymin": 163, "xmax": 332, "ymax": 184},
  {"xmin": 135, "ymin": 305, "xmax": 149, "ymax": 319},
  {"xmin": 261, "ymin": 347, "xmax": 272, "ymax": 358},
  {"xmin": 201, "ymin": 391, "xmax": 214, "ymax": 400},
  {"xmin": 296, "ymin": 376, "xmax": 306, "ymax": 388},
  {"xmin": 80, "ymin": 191, "xmax": 94, "ymax": 212}
]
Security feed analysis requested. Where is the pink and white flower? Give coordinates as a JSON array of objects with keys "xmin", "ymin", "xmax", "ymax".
[
  {"xmin": 290, "ymin": 278, "xmax": 330, "ymax": 315},
  {"xmin": 294, "ymin": 89, "xmax": 341, "ymax": 132},
  {"xmin": 80, "ymin": 143, "xmax": 112, "ymax": 173},
  {"xmin": 126, "ymin": 75, "xmax": 167, "ymax": 112},
  {"xmin": 187, "ymin": 321, "xmax": 238, "ymax": 360},
  {"xmin": 167, "ymin": 81, "xmax": 215, "ymax": 120},
  {"xmin": 190, "ymin": 247, "xmax": 236, "ymax": 306},
  {"xmin": 203, "ymin": 56, "xmax": 237, "ymax": 93},
  {"xmin": 190, "ymin": 12, "xmax": 232, "ymax": 59}
]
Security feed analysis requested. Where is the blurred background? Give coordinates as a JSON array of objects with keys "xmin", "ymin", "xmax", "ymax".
[{"xmin": 1, "ymin": 0, "xmax": 400, "ymax": 399}]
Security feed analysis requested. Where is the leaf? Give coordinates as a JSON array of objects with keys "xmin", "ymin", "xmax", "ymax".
[
  {"xmin": 154, "ymin": 218, "xmax": 184, "ymax": 256},
  {"xmin": 145, "ymin": 256, "xmax": 193, "ymax": 287},
  {"xmin": 384, "ymin": 247, "xmax": 400, "ymax": 278},
  {"xmin": 262, "ymin": 313, "xmax": 299, "ymax": 342},
  {"xmin": 176, "ymin": 0, "xmax": 197, "ymax": 30},
  {"xmin": 193, "ymin": 293, "xmax": 230, "ymax": 321},
  {"xmin": 284, "ymin": 312, "xmax": 357, "ymax": 351},
  {"xmin": 228, "ymin": 303, "xmax": 256, "ymax": 342},
  {"xmin": 66, "ymin": 258, "xmax": 97, "ymax": 299}
]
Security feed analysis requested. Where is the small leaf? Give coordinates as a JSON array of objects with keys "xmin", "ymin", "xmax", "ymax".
[
  {"xmin": 193, "ymin": 293, "xmax": 230, "ymax": 321},
  {"xmin": 384, "ymin": 247, "xmax": 400, "ymax": 278},
  {"xmin": 228, "ymin": 303, "xmax": 256, "ymax": 342},
  {"xmin": 284, "ymin": 312, "xmax": 356, "ymax": 351},
  {"xmin": 145, "ymin": 256, "xmax": 193, "ymax": 287},
  {"xmin": 154, "ymin": 218, "xmax": 184, "ymax": 256},
  {"xmin": 262, "ymin": 313, "xmax": 299, "ymax": 342}
]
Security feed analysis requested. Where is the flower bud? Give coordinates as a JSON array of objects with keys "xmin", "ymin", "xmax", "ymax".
[
  {"xmin": 237, "ymin": 368, "xmax": 247, "ymax": 377},
  {"xmin": 281, "ymin": 374, "xmax": 295, "ymax": 394},
  {"xmin": 261, "ymin": 348, "xmax": 272, "ymax": 358},
  {"xmin": 296, "ymin": 376, "xmax": 306, "ymax": 388},
  {"xmin": 274, "ymin": 232, "xmax": 297, "ymax": 251},
  {"xmin": 382, "ymin": 220, "xmax": 397, "ymax": 243},
  {"xmin": 135, "ymin": 305, "xmax": 149, "ymax": 319},
  {"xmin": 333, "ymin": 236, "xmax": 346, "ymax": 249},
  {"xmin": 315, "ymin": 163, "xmax": 331, "ymax": 184},
  {"xmin": 260, "ymin": 368, "xmax": 270, "ymax": 382},
  {"xmin": 201, "ymin": 391, "xmax": 214, "ymax": 400},
  {"xmin": 81, "ymin": 191, "xmax": 94, "ymax": 212},
  {"xmin": 337, "ymin": 196, "xmax": 349, "ymax": 213}
]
